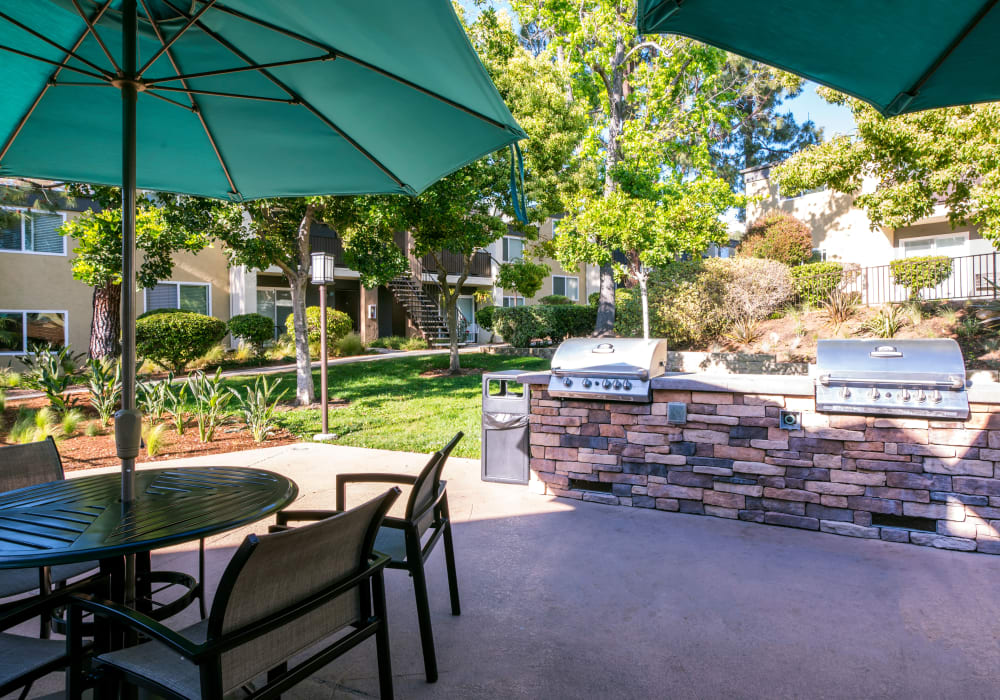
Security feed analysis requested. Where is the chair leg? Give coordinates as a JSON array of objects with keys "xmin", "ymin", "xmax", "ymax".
[
  {"xmin": 373, "ymin": 571, "xmax": 394, "ymax": 700},
  {"xmin": 38, "ymin": 566, "xmax": 52, "ymax": 639},
  {"xmin": 441, "ymin": 499, "xmax": 461, "ymax": 617},
  {"xmin": 198, "ymin": 538, "xmax": 207, "ymax": 619},
  {"xmin": 409, "ymin": 557, "xmax": 438, "ymax": 683}
]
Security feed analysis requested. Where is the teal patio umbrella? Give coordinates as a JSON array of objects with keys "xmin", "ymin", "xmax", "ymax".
[
  {"xmin": 637, "ymin": 0, "xmax": 1000, "ymax": 116},
  {"xmin": 0, "ymin": 1, "xmax": 525, "ymax": 504}
]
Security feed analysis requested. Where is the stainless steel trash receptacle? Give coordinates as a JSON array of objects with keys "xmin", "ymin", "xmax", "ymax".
[{"xmin": 482, "ymin": 370, "xmax": 529, "ymax": 484}]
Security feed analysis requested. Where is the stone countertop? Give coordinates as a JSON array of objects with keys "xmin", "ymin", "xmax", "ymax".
[{"xmin": 515, "ymin": 370, "xmax": 1000, "ymax": 404}]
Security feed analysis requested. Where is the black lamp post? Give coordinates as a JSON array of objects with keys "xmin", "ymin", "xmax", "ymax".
[{"xmin": 311, "ymin": 251, "xmax": 336, "ymax": 440}]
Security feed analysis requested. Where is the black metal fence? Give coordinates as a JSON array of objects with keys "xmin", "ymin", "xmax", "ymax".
[{"xmin": 802, "ymin": 252, "xmax": 998, "ymax": 305}]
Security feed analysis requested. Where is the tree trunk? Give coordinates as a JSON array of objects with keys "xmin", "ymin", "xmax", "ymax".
[
  {"xmin": 90, "ymin": 281, "xmax": 122, "ymax": 360},
  {"xmin": 594, "ymin": 263, "xmax": 616, "ymax": 336},
  {"xmin": 433, "ymin": 251, "xmax": 468, "ymax": 374},
  {"xmin": 288, "ymin": 272, "xmax": 314, "ymax": 406},
  {"xmin": 638, "ymin": 272, "xmax": 650, "ymax": 340}
]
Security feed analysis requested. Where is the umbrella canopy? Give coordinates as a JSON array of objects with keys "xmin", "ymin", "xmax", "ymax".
[
  {"xmin": 0, "ymin": 0, "xmax": 526, "ymax": 198},
  {"xmin": 637, "ymin": 0, "xmax": 1000, "ymax": 116}
]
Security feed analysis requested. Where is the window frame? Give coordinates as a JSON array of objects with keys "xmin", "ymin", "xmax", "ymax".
[
  {"xmin": 502, "ymin": 235, "xmax": 525, "ymax": 263},
  {"xmin": 551, "ymin": 275, "xmax": 580, "ymax": 301},
  {"xmin": 0, "ymin": 309, "xmax": 69, "ymax": 355},
  {"xmin": 144, "ymin": 281, "xmax": 212, "ymax": 316},
  {"xmin": 0, "ymin": 207, "xmax": 67, "ymax": 256},
  {"xmin": 898, "ymin": 231, "xmax": 969, "ymax": 259},
  {"xmin": 502, "ymin": 296, "xmax": 526, "ymax": 308}
]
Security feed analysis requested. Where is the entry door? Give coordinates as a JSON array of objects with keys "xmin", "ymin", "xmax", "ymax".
[{"xmin": 456, "ymin": 296, "xmax": 477, "ymax": 343}]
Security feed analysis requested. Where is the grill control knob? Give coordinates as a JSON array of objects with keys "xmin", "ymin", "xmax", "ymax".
[
  {"xmin": 841, "ymin": 387, "xmax": 851, "ymax": 400},
  {"xmin": 602, "ymin": 379, "xmax": 612, "ymax": 389},
  {"xmin": 613, "ymin": 380, "xmax": 622, "ymax": 390},
  {"xmin": 902, "ymin": 389, "xmax": 911, "ymax": 402},
  {"xmin": 931, "ymin": 389, "xmax": 942, "ymax": 403},
  {"xmin": 582, "ymin": 378, "xmax": 592, "ymax": 388},
  {"xmin": 623, "ymin": 380, "xmax": 632, "ymax": 390},
  {"xmin": 917, "ymin": 390, "xmax": 927, "ymax": 403},
  {"xmin": 563, "ymin": 377, "xmax": 572, "ymax": 387},
  {"xmin": 868, "ymin": 387, "xmax": 880, "ymax": 401}
]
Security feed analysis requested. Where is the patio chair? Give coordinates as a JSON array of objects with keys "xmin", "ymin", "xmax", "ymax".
[
  {"xmin": 67, "ymin": 488, "xmax": 401, "ymax": 700},
  {"xmin": 275, "ymin": 431, "xmax": 463, "ymax": 683}
]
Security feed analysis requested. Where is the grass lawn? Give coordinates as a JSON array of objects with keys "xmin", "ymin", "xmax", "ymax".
[{"xmin": 223, "ymin": 353, "xmax": 548, "ymax": 459}]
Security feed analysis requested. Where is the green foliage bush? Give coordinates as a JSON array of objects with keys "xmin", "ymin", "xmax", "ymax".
[
  {"xmin": 738, "ymin": 212, "xmax": 813, "ymax": 266},
  {"xmin": 334, "ymin": 332, "xmax": 365, "ymax": 357},
  {"xmin": 227, "ymin": 313, "xmax": 274, "ymax": 348},
  {"xmin": 614, "ymin": 260, "xmax": 730, "ymax": 347},
  {"xmin": 136, "ymin": 311, "xmax": 227, "ymax": 373},
  {"xmin": 790, "ymin": 261, "xmax": 844, "ymax": 306},
  {"xmin": 137, "ymin": 307, "xmax": 185, "ymax": 320},
  {"xmin": 889, "ymin": 255, "xmax": 953, "ymax": 300},
  {"xmin": 475, "ymin": 305, "xmax": 499, "ymax": 332},
  {"xmin": 493, "ymin": 304, "xmax": 596, "ymax": 347},
  {"xmin": 538, "ymin": 294, "xmax": 573, "ymax": 305},
  {"xmin": 723, "ymin": 258, "xmax": 793, "ymax": 321},
  {"xmin": 285, "ymin": 307, "xmax": 352, "ymax": 345}
]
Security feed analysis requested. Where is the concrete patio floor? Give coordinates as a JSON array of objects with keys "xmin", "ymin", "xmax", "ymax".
[{"xmin": 16, "ymin": 442, "xmax": 1000, "ymax": 699}]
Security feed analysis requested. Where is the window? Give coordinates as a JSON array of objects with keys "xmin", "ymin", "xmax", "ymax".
[
  {"xmin": 502, "ymin": 296, "xmax": 526, "ymax": 307},
  {"xmin": 901, "ymin": 233, "xmax": 966, "ymax": 258},
  {"xmin": 145, "ymin": 282, "xmax": 210, "ymax": 315},
  {"xmin": 0, "ymin": 311, "xmax": 67, "ymax": 354},
  {"xmin": 0, "ymin": 209, "xmax": 66, "ymax": 255},
  {"xmin": 811, "ymin": 248, "xmax": 828, "ymax": 262},
  {"xmin": 551, "ymin": 275, "xmax": 579, "ymax": 301},
  {"xmin": 256, "ymin": 289, "xmax": 293, "ymax": 338},
  {"xmin": 502, "ymin": 236, "xmax": 524, "ymax": 262}
]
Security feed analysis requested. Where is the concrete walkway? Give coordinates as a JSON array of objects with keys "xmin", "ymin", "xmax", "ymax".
[{"xmin": 18, "ymin": 442, "xmax": 1000, "ymax": 699}]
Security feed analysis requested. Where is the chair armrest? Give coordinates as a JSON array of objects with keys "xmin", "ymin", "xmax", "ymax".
[
  {"xmin": 0, "ymin": 575, "xmax": 106, "ymax": 630},
  {"xmin": 275, "ymin": 509, "xmax": 341, "ymax": 527},
  {"xmin": 69, "ymin": 595, "xmax": 203, "ymax": 659},
  {"xmin": 335, "ymin": 473, "xmax": 417, "ymax": 510}
]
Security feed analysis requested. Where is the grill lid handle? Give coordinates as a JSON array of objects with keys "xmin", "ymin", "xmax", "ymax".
[
  {"xmin": 869, "ymin": 346, "xmax": 903, "ymax": 358},
  {"xmin": 591, "ymin": 343, "xmax": 615, "ymax": 354}
]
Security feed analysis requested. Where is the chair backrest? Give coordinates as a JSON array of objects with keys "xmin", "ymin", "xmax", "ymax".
[
  {"xmin": 405, "ymin": 432, "xmax": 463, "ymax": 533},
  {"xmin": 0, "ymin": 437, "xmax": 64, "ymax": 492},
  {"xmin": 208, "ymin": 488, "xmax": 399, "ymax": 694}
]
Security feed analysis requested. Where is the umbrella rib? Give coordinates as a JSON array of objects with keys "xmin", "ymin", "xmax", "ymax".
[
  {"xmin": 190, "ymin": 0, "xmax": 517, "ymax": 133},
  {"xmin": 0, "ymin": 11, "xmax": 113, "ymax": 79},
  {"xmin": 138, "ymin": 0, "xmax": 239, "ymax": 198},
  {"xmin": 148, "ymin": 85, "xmax": 297, "ymax": 103},
  {"xmin": 142, "ymin": 54, "xmax": 336, "ymax": 85},
  {"xmin": 142, "ymin": 89, "xmax": 198, "ymax": 112},
  {"xmin": 0, "ymin": 0, "xmax": 115, "ymax": 164},
  {"xmin": 0, "ymin": 44, "xmax": 109, "ymax": 82},
  {"xmin": 136, "ymin": 0, "xmax": 218, "ymax": 78},
  {"xmin": 890, "ymin": 0, "xmax": 1000, "ymax": 113},
  {"xmin": 159, "ymin": 0, "xmax": 415, "ymax": 193},
  {"xmin": 70, "ymin": 0, "xmax": 119, "ymax": 74}
]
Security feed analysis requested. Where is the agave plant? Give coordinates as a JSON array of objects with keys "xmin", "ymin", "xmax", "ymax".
[
  {"xmin": 821, "ymin": 289, "xmax": 858, "ymax": 325},
  {"xmin": 860, "ymin": 305, "xmax": 906, "ymax": 339},
  {"xmin": 85, "ymin": 357, "xmax": 121, "ymax": 425},
  {"xmin": 724, "ymin": 316, "xmax": 763, "ymax": 345},
  {"xmin": 162, "ymin": 373, "xmax": 188, "ymax": 436},
  {"xmin": 189, "ymin": 368, "xmax": 231, "ymax": 443},
  {"xmin": 20, "ymin": 344, "xmax": 81, "ymax": 413},
  {"xmin": 229, "ymin": 375, "xmax": 287, "ymax": 444}
]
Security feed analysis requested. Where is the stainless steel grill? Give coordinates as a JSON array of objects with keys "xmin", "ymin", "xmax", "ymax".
[
  {"xmin": 815, "ymin": 339, "xmax": 969, "ymax": 420},
  {"xmin": 548, "ymin": 338, "xmax": 667, "ymax": 403}
]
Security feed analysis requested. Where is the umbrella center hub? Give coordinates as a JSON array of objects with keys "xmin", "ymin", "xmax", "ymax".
[{"xmin": 110, "ymin": 76, "xmax": 147, "ymax": 93}]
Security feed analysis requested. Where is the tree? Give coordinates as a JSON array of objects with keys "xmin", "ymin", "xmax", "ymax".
[
  {"xmin": 775, "ymin": 93, "xmax": 1000, "ymax": 245},
  {"xmin": 496, "ymin": 257, "xmax": 550, "ymax": 301},
  {"xmin": 513, "ymin": 0, "xmax": 756, "ymax": 333},
  {"xmin": 57, "ymin": 185, "xmax": 209, "ymax": 359},
  {"xmin": 738, "ymin": 211, "xmax": 813, "ymax": 266},
  {"xmin": 160, "ymin": 195, "xmax": 408, "ymax": 405}
]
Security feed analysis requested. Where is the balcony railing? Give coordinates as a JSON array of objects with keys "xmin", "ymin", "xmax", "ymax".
[
  {"xmin": 309, "ymin": 233, "xmax": 346, "ymax": 266},
  {"xmin": 422, "ymin": 250, "xmax": 492, "ymax": 277}
]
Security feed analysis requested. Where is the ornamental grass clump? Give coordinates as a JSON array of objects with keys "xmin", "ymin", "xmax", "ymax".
[
  {"xmin": 60, "ymin": 409, "xmax": 83, "ymax": 437},
  {"xmin": 85, "ymin": 357, "xmax": 121, "ymax": 425},
  {"xmin": 189, "ymin": 368, "xmax": 231, "ymax": 443},
  {"xmin": 142, "ymin": 423, "xmax": 168, "ymax": 457},
  {"xmin": 861, "ymin": 305, "xmax": 906, "ymax": 338},
  {"xmin": 230, "ymin": 375, "xmax": 287, "ymax": 444}
]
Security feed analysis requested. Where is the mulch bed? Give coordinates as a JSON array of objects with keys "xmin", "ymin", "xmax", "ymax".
[
  {"xmin": 419, "ymin": 368, "xmax": 484, "ymax": 378},
  {"xmin": 1, "ymin": 395, "xmax": 297, "ymax": 472}
]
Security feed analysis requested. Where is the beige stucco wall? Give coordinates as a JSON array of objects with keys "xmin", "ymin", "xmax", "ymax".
[
  {"xmin": 0, "ymin": 208, "xmax": 231, "ymax": 365},
  {"xmin": 524, "ymin": 217, "xmax": 587, "ymax": 305}
]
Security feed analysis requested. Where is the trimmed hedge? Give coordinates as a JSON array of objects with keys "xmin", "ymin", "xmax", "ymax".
[
  {"xmin": 136, "ymin": 311, "xmax": 227, "ymax": 373},
  {"xmin": 286, "ymin": 306, "xmax": 352, "ymax": 344},
  {"xmin": 475, "ymin": 305, "xmax": 499, "ymax": 332},
  {"xmin": 137, "ymin": 307, "xmax": 185, "ymax": 320},
  {"xmin": 889, "ymin": 255, "xmax": 953, "ymax": 300},
  {"xmin": 538, "ymin": 294, "xmax": 573, "ymax": 305},
  {"xmin": 790, "ymin": 261, "xmax": 844, "ymax": 306},
  {"xmin": 493, "ymin": 304, "xmax": 596, "ymax": 347},
  {"xmin": 228, "ymin": 313, "xmax": 274, "ymax": 348}
]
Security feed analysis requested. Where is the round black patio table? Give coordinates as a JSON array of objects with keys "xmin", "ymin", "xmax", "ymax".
[{"xmin": 0, "ymin": 466, "xmax": 298, "ymax": 570}]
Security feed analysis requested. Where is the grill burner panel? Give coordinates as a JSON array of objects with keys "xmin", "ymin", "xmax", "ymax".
[
  {"xmin": 815, "ymin": 339, "xmax": 969, "ymax": 420},
  {"xmin": 548, "ymin": 338, "xmax": 667, "ymax": 403}
]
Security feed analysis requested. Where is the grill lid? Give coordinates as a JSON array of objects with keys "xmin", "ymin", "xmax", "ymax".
[
  {"xmin": 550, "ymin": 338, "xmax": 667, "ymax": 379},
  {"xmin": 816, "ymin": 339, "xmax": 966, "ymax": 387}
]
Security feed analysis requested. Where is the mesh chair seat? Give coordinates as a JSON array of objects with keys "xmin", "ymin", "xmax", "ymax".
[
  {"xmin": 0, "ymin": 560, "xmax": 97, "ymax": 600},
  {"xmin": 373, "ymin": 527, "xmax": 407, "ymax": 563},
  {"xmin": 0, "ymin": 633, "xmax": 65, "ymax": 688},
  {"xmin": 97, "ymin": 619, "xmax": 209, "ymax": 700}
]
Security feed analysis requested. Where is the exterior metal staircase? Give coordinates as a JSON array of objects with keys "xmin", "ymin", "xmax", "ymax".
[{"xmin": 386, "ymin": 275, "xmax": 450, "ymax": 343}]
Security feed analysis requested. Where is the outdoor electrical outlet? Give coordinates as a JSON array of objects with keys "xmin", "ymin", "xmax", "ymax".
[
  {"xmin": 779, "ymin": 410, "xmax": 801, "ymax": 431},
  {"xmin": 667, "ymin": 402, "xmax": 687, "ymax": 424}
]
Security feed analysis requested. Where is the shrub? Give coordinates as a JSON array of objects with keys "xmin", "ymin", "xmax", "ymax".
[
  {"xmin": 229, "ymin": 375, "xmax": 287, "ymax": 444},
  {"xmin": 21, "ymin": 345, "xmax": 80, "ymax": 412},
  {"xmin": 85, "ymin": 357, "xmax": 121, "ymax": 425},
  {"xmin": 335, "ymin": 332, "xmax": 365, "ymax": 357},
  {"xmin": 285, "ymin": 307, "xmax": 352, "ymax": 345},
  {"xmin": 738, "ymin": 212, "xmax": 813, "ymax": 266},
  {"xmin": 401, "ymin": 336, "xmax": 431, "ymax": 351},
  {"xmin": 136, "ymin": 308, "xmax": 185, "ymax": 320},
  {"xmin": 228, "ymin": 313, "xmax": 274, "ymax": 352},
  {"xmin": 493, "ymin": 307, "xmax": 549, "ymax": 347},
  {"xmin": 136, "ymin": 311, "xmax": 227, "ymax": 373},
  {"xmin": 475, "ymin": 305, "xmax": 499, "ymax": 333},
  {"xmin": 790, "ymin": 261, "xmax": 844, "ymax": 306},
  {"xmin": 722, "ymin": 258, "xmax": 794, "ymax": 323},
  {"xmin": 860, "ymin": 305, "xmax": 906, "ymax": 338},
  {"xmin": 889, "ymin": 255, "xmax": 953, "ymax": 300},
  {"xmin": 538, "ymin": 294, "xmax": 573, "ymax": 305},
  {"xmin": 614, "ymin": 260, "xmax": 730, "ymax": 347},
  {"xmin": 532, "ymin": 304, "xmax": 597, "ymax": 343},
  {"xmin": 588, "ymin": 292, "xmax": 600, "ymax": 306}
]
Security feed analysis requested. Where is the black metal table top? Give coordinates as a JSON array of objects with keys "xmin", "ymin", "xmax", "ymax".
[{"xmin": 0, "ymin": 467, "xmax": 298, "ymax": 568}]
